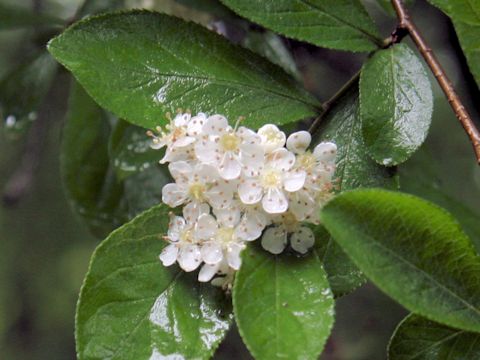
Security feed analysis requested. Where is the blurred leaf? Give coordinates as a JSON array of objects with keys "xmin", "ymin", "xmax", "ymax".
[
  {"xmin": 48, "ymin": 11, "xmax": 320, "ymax": 130},
  {"xmin": 76, "ymin": 0, "xmax": 125, "ymax": 17},
  {"xmin": 0, "ymin": 3, "xmax": 63, "ymax": 30},
  {"xmin": 62, "ymin": 81, "xmax": 127, "ymax": 238},
  {"xmin": 108, "ymin": 120, "xmax": 163, "ymax": 180},
  {"xmin": 427, "ymin": 0, "xmax": 480, "ymax": 87},
  {"xmin": 0, "ymin": 52, "xmax": 57, "ymax": 135},
  {"xmin": 220, "ymin": 0, "xmax": 382, "ymax": 52},
  {"xmin": 233, "ymin": 243, "xmax": 334, "ymax": 360},
  {"xmin": 173, "ymin": 0, "xmax": 236, "ymax": 19},
  {"xmin": 400, "ymin": 147, "xmax": 480, "ymax": 253},
  {"xmin": 312, "ymin": 87, "xmax": 397, "ymax": 296},
  {"xmin": 243, "ymin": 30, "xmax": 301, "ymax": 81},
  {"xmin": 389, "ymin": 314, "xmax": 480, "ymax": 359},
  {"xmin": 360, "ymin": 44, "xmax": 433, "ymax": 166},
  {"xmin": 76, "ymin": 204, "xmax": 232, "ymax": 360},
  {"xmin": 320, "ymin": 189, "xmax": 480, "ymax": 333}
]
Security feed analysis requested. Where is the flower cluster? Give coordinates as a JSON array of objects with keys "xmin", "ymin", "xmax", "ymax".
[{"xmin": 149, "ymin": 111, "xmax": 337, "ymax": 288}]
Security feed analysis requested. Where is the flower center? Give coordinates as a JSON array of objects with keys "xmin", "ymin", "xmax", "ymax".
[
  {"xmin": 282, "ymin": 212, "xmax": 299, "ymax": 233},
  {"xmin": 297, "ymin": 152, "xmax": 316, "ymax": 170},
  {"xmin": 180, "ymin": 229, "xmax": 193, "ymax": 243},
  {"xmin": 188, "ymin": 183, "xmax": 206, "ymax": 201},
  {"xmin": 171, "ymin": 126, "xmax": 186, "ymax": 142},
  {"xmin": 219, "ymin": 133, "xmax": 240, "ymax": 152},
  {"xmin": 260, "ymin": 169, "xmax": 282, "ymax": 189},
  {"xmin": 217, "ymin": 227, "xmax": 235, "ymax": 244}
]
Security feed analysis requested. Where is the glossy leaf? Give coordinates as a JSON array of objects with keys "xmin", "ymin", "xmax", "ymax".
[
  {"xmin": 360, "ymin": 44, "xmax": 433, "ymax": 166},
  {"xmin": 0, "ymin": 52, "xmax": 57, "ymax": 135},
  {"xmin": 0, "ymin": 3, "xmax": 63, "ymax": 30},
  {"xmin": 233, "ymin": 244, "xmax": 334, "ymax": 360},
  {"xmin": 389, "ymin": 314, "xmax": 480, "ymax": 360},
  {"xmin": 320, "ymin": 189, "xmax": 480, "ymax": 333},
  {"xmin": 312, "ymin": 87, "xmax": 397, "ymax": 296},
  {"xmin": 76, "ymin": 203, "xmax": 232, "ymax": 360},
  {"xmin": 108, "ymin": 120, "xmax": 163, "ymax": 180},
  {"xmin": 220, "ymin": 0, "xmax": 382, "ymax": 52},
  {"xmin": 48, "ymin": 11, "xmax": 320, "ymax": 130},
  {"xmin": 62, "ymin": 81, "xmax": 127, "ymax": 237},
  {"xmin": 427, "ymin": 0, "xmax": 480, "ymax": 87}
]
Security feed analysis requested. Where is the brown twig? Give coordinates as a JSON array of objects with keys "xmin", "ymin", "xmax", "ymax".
[{"xmin": 391, "ymin": 0, "xmax": 480, "ymax": 164}]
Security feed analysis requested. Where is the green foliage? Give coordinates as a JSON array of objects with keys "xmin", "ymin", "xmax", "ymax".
[
  {"xmin": 76, "ymin": 204, "xmax": 232, "ymax": 360},
  {"xmin": 0, "ymin": 3, "xmax": 63, "ymax": 30},
  {"xmin": 320, "ymin": 189, "xmax": 480, "ymax": 333},
  {"xmin": 233, "ymin": 244, "xmax": 334, "ymax": 360},
  {"xmin": 427, "ymin": 0, "xmax": 480, "ymax": 87},
  {"xmin": 61, "ymin": 81, "xmax": 127, "ymax": 237},
  {"xmin": 47, "ymin": 11, "xmax": 319, "ymax": 130},
  {"xmin": 0, "ymin": 52, "xmax": 57, "ymax": 135},
  {"xmin": 389, "ymin": 314, "xmax": 480, "ymax": 359},
  {"xmin": 360, "ymin": 44, "xmax": 433, "ymax": 166},
  {"xmin": 220, "ymin": 0, "xmax": 382, "ymax": 51},
  {"xmin": 312, "ymin": 87, "xmax": 397, "ymax": 296}
]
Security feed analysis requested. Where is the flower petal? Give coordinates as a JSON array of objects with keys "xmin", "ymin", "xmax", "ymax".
[
  {"xmin": 178, "ymin": 244, "xmax": 201, "ymax": 272},
  {"xmin": 226, "ymin": 242, "xmax": 244, "ymax": 270},
  {"xmin": 262, "ymin": 188, "xmax": 288, "ymax": 214},
  {"xmin": 194, "ymin": 138, "xmax": 221, "ymax": 164},
  {"xmin": 288, "ymin": 191, "xmax": 315, "ymax": 221},
  {"xmin": 257, "ymin": 124, "xmax": 286, "ymax": 153},
  {"xmin": 173, "ymin": 112, "xmax": 191, "ymax": 127},
  {"xmin": 267, "ymin": 148, "xmax": 295, "ymax": 171},
  {"xmin": 203, "ymin": 115, "xmax": 229, "ymax": 136},
  {"xmin": 196, "ymin": 214, "xmax": 218, "ymax": 240},
  {"xmin": 313, "ymin": 142, "xmax": 337, "ymax": 163},
  {"xmin": 283, "ymin": 170, "xmax": 306, "ymax": 192},
  {"xmin": 168, "ymin": 161, "xmax": 192, "ymax": 181},
  {"xmin": 187, "ymin": 112, "xmax": 207, "ymax": 136},
  {"xmin": 162, "ymin": 183, "xmax": 187, "ymax": 207},
  {"xmin": 219, "ymin": 152, "xmax": 242, "ymax": 180},
  {"xmin": 205, "ymin": 181, "xmax": 234, "ymax": 209},
  {"xmin": 159, "ymin": 244, "xmax": 178, "ymax": 266},
  {"xmin": 238, "ymin": 178, "xmax": 263, "ymax": 204},
  {"xmin": 167, "ymin": 215, "xmax": 186, "ymax": 242},
  {"xmin": 198, "ymin": 262, "xmax": 221, "ymax": 282},
  {"xmin": 183, "ymin": 202, "xmax": 209, "ymax": 224},
  {"xmin": 201, "ymin": 242, "xmax": 223, "ymax": 265},
  {"xmin": 213, "ymin": 205, "xmax": 241, "ymax": 228},
  {"xmin": 286, "ymin": 131, "xmax": 311, "ymax": 154},
  {"xmin": 261, "ymin": 226, "xmax": 287, "ymax": 254},
  {"xmin": 173, "ymin": 136, "xmax": 196, "ymax": 148},
  {"xmin": 290, "ymin": 226, "xmax": 315, "ymax": 254}
]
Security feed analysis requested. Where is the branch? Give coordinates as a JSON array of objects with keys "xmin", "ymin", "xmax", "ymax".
[
  {"xmin": 391, "ymin": 0, "xmax": 480, "ymax": 164},
  {"xmin": 308, "ymin": 70, "xmax": 360, "ymax": 134}
]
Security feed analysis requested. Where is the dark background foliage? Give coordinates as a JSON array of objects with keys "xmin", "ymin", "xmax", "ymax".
[{"xmin": 0, "ymin": 0, "xmax": 479, "ymax": 359}]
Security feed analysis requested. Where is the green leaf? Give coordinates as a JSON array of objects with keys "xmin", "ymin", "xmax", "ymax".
[
  {"xmin": 0, "ymin": 3, "xmax": 63, "ymax": 30},
  {"xmin": 108, "ymin": 120, "xmax": 163, "ymax": 180},
  {"xmin": 427, "ymin": 1, "xmax": 480, "ymax": 87},
  {"xmin": 233, "ymin": 244, "xmax": 334, "ymax": 360},
  {"xmin": 220, "ymin": 0, "xmax": 382, "ymax": 52},
  {"xmin": 62, "ymin": 81, "xmax": 127, "ymax": 237},
  {"xmin": 312, "ymin": 87, "xmax": 397, "ymax": 296},
  {"xmin": 320, "ymin": 188, "xmax": 480, "ymax": 333},
  {"xmin": 360, "ymin": 44, "xmax": 433, "ymax": 166},
  {"xmin": 76, "ymin": 203, "xmax": 232, "ymax": 360},
  {"xmin": 48, "ymin": 10, "xmax": 320, "ymax": 130},
  {"xmin": 388, "ymin": 314, "xmax": 480, "ymax": 360},
  {"xmin": 0, "ymin": 52, "xmax": 57, "ymax": 135}
]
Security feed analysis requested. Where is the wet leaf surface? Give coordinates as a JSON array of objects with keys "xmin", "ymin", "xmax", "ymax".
[
  {"xmin": 321, "ymin": 189, "xmax": 480, "ymax": 333},
  {"xmin": 48, "ymin": 10, "xmax": 319, "ymax": 130},
  {"xmin": 233, "ymin": 243, "xmax": 334, "ymax": 360},
  {"xmin": 76, "ymin": 203, "xmax": 232, "ymax": 360},
  {"xmin": 360, "ymin": 44, "xmax": 433, "ymax": 166}
]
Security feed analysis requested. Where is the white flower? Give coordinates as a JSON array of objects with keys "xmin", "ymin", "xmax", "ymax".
[
  {"xmin": 199, "ymin": 258, "xmax": 235, "ymax": 290},
  {"xmin": 159, "ymin": 211, "xmax": 207, "ymax": 272},
  {"xmin": 197, "ymin": 208, "xmax": 247, "ymax": 273},
  {"xmin": 238, "ymin": 148, "xmax": 305, "ymax": 214},
  {"xmin": 148, "ymin": 112, "xmax": 200, "ymax": 164},
  {"xmin": 194, "ymin": 115, "xmax": 264, "ymax": 180},
  {"xmin": 257, "ymin": 124, "xmax": 286, "ymax": 153},
  {"xmin": 261, "ymin": 211, "xmax": 315, "ymax": 255},
  {"xmin": 161, "ymin": 161, "xmax": 234, "ymax": 218}
]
